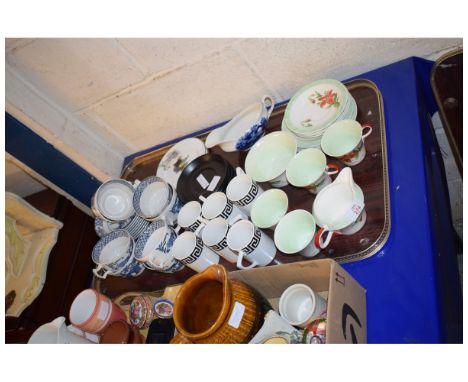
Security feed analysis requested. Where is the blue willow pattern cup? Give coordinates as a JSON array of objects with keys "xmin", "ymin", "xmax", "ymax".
[
  {"xmin": 92, "ymin": 229, "xmax": 144, "ymax": 279},
  {"xmin": 133, "ymin": 176, "xmax": 184, "ymax": 225},
  {"xmin": 134, "ymin": 220, "xmax": 184, "ymax": 273}
]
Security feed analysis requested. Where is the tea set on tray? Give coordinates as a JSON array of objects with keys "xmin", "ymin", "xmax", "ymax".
[
  {"xmin": 29, "ymin": 78, "xmax": 373, "ymax": 345},
  {"xmin": 90, "ymin": 78, "xmax": 372, "ymax": 279}
]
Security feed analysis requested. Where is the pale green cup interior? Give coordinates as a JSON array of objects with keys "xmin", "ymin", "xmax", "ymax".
[
  {"xmin": 251, "ymin": 189, "xmax": 288, "ymax": 228},
  {"xmin": 321, "ymin": 119, "xmax": 362, "ymax": 157},
  {"xmin": 286, "ymin": 148, "xmax": 326, "ymax": 187},
  {"xmin": 245, "ymin": 131, "xmax": 297, "ymax": 182},
  {"xmin": 274, "ymin": 210, "xmax": 316, "ymax": 254}
]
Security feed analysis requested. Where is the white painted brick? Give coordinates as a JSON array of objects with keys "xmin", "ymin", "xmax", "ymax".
[
  {"xmin": 77, "ymin": 112, "xmax": 137, "ymax": 156},
  {"xmin": 5, "ymin": 38, "xmax": 36, "ymax": 52},
  {"xmin": 87, "ymin": 47, "xmax": 269, "ymax": 151},
  {"xmin": 237, "ymin": 38, "xmax": 462, "ymax": 100},
  {"xmin": 59, "ymin": 120, "xmax": 125, "ymax": 177},
  {"xmin": 117, "ymin": 38, "xmax": 238, "ymax": 75},
  {"xmin": 6, "ymin": 38, "xmax": 146, "ymax": 111},
  {"xmin": 6, "ymin": 66, "xmax": 67, "ymax": 140}
]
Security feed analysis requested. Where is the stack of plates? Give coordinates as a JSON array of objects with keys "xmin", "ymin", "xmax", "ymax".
[{"xmin": 281, "ymin": 79, "xmax": 357, "ymax": 149}]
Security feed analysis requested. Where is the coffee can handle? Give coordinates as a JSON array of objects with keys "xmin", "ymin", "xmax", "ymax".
[{"xmin": 236, "ymin": 251, "xmax": 258, "ymax": 270}]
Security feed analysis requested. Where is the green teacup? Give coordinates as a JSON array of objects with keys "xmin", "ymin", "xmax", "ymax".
[
  {"xmin": 274, "ymin": 209, "xmax": 319, "ymax": 258},
  {"xmin": 286, "ymin": 148, "xmax": 339, "ymax": 194},
  {"xmin": 250, "ymin": 189, "xmax": 288, "ymax": 230},
  {"xmin": 320, "ymin": 119, "xmax": 372, "ymax": 166}
]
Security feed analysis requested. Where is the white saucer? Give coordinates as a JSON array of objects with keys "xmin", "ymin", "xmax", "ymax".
[{"xmin": 156, "ymin": 137, "xmax": 207, "ymax": 188}]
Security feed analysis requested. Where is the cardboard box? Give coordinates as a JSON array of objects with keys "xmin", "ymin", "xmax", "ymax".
[{"xmin": 230, "ymin": 259, "xmax": 367, "ymax": 344}]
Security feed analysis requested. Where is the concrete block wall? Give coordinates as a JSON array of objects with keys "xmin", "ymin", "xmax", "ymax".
[{"xmin": 6, "ymin": 38, "xmax": 462, "ymax": 182}]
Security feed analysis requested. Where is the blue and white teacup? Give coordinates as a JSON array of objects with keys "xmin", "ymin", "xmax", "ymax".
[
  {"xmin": 133, "ymin": 176, "xmax": 184, "ymax": 225},
  {"xmin": 94, "ymin": 217, "xmax": 132, "ymax": 238},
  {"xmin": 134, "ymin": 219, "xmax": 184, "ymax": 273},
  {"xmin": 119, "ymin": 213, "xmax": 150, "ymax": 239},
  {"xmin": 92, "ymin": 179, "xmax": 136, "ymax": 222},
  {"xmin": 92, "ymin": 229, "xmax": 145, "ymax": 279}
]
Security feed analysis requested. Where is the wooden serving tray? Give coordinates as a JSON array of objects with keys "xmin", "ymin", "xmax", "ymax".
[{"xmin": 95, "ymin": 79, "xmax": 390, "ymax": 298}]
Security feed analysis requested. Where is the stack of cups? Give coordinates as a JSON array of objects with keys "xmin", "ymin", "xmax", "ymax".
[
  {"xmin": 91, "ymin": 175, "xmax": 188, "ymax": 277},
  {"xmin": 92, "ymin": 179, "xmax": 149, "ymax": 240}
]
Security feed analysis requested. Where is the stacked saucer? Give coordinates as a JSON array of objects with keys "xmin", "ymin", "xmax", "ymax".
[{"xmin": 281, "ymin": 79, "xmax": 357, "ymax": 149}]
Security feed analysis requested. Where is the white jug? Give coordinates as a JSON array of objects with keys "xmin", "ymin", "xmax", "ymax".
[
  {"xmin": 312, "ymin": 167, "xmax": 366, "ymax": 249},
  {"xmin": 205, "ymin": 95, "xmax": 275, "ymax": 152},
  {"xmin": 28, "ymin": 316, "xmax": 94, "ymax": 344}
]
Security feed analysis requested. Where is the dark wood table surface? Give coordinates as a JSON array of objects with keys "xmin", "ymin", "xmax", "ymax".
[{"xmin": 94, "ymin": 79, "xmax": 390, "ymax": 298}]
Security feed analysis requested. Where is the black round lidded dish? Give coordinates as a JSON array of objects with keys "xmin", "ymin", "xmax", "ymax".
[{"xmin": 176, "ymin": 153, "xmax": 235, "ymax": 203}]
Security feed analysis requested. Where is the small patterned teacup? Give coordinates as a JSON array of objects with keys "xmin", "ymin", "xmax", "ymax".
[
  {"xmin": 133, "ymin": 176, "xmax": 184, "ymax": 225},
  {"xmin": 134, "ymin": 219, "xmax": 184, "ymax": 273},
  {"xmin": 92, "ymin": 229, "xmax": 145, "ymax": 279},
  {"xmin": 92, "ymin": 179, "xmax": 136, "ymax": 222}
]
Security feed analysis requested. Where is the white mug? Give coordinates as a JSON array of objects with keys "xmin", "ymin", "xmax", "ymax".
[
  {"xmin": 226, "ymin": 167, "xmax": 264, "ymax": 215},
  {"xmin": 201, "ymin": 192, "xmax": 248, "ymax": 224},
  {"xmin": 177, "ymin": 201, "xmax": 209, "ymax": 237},
  {"xmin": 227, "ymin": 219, "xmax": 276, "ymax": 270},
  {"xmin": 279, "ymin": 283, "xmax": 327, "ymax": 328},
  {"xmin": 201, "ymin": 217, "xmax": 239, "ymax": 263},
  {"xmin": 170, "ymin": 231, "xmax": 220, "ymax": 273}
]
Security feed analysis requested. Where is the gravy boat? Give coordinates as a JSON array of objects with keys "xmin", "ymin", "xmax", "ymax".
[
  {"xmin": 312, "ymin": 167, "xmax": 366, "ymax": 249},
  {"xmin": 205, "ymin": 95, "xmax": 275, "ymax": 152}
]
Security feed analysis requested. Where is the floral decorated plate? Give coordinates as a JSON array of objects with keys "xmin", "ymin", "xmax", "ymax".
[
  {"xmin": 156, "ymin": 138, "xmax": 207, "ymax": 189},
  {"xmin": 285, "ymin": 79, "xmax": 349, "ymax": 134}
]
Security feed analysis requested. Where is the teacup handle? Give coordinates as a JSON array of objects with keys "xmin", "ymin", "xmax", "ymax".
[
  {"xmin": 314, "ymin": 227, "xmax": 339, "ymax": 249},
  {"xmin": 236, "ymin": 250, "xmax": 258, "ymax": 270},
  {"xmin": 92, "ymin": 265, "xmax": 111, "ymax": 279},
  {"xmin": 236, "ymin": 167, "xmax": 246, "ymax": 176},
  {"xmin": 199, "ymin": 195, "xmax": 207, "ymax": 203},
  {"xmin": 361, "ymin": 124, "xmax": 373, "ymax": 141},
  {"xmin": 262, "ymin": 95, "xmax": 275, "ymax": 118},
  {"xmin": 228, "ymin": 214, "xmax": 245, "ymax": 227},
  {"xmin": 133, "ymin": 179, "xmax": 141, "ymax": 188},
  {"xmin": 325, "ymin": 163, "xmax": 340, "ymax": 176},
  {"xmin": 193, "ymin": 220, "xmax": 207, "ymax": 237}
]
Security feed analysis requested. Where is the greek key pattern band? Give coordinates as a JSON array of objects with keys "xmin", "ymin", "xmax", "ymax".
[
  {"xmin": 180, "ymin": 237, "xmax": 204, "ymax": 265},
  {"xmin": 188, "ymin": 219, "xmax": 203, "ymax": 232},
  {"xmin": 210, "ymin": 237, "xmax": 228, "ymax": 252},
  {"xmin": 242, "ymin": 229, "xmax": 262, "ymax": 255},
  {"xmin": 218, "ymin": 201, "xmax": 233, "ymax": 219},
  {"xmin": 235, "ymin": 183, "xmax": 258, "ymax": 207}
]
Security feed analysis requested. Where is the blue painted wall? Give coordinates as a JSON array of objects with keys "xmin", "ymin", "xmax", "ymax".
[{"xmin": 5, "ymin": 113, "xmax": 101, "ymax": 207}]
